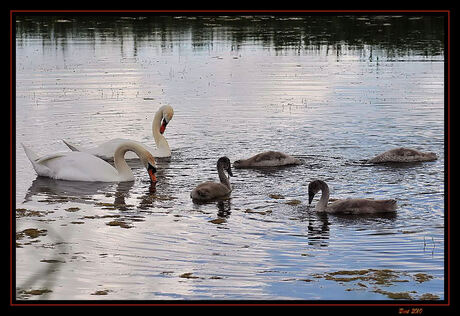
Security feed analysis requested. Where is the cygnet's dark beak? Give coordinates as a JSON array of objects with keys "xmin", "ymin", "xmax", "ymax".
[
  {"xmin": 308, "ymin": 192, "xmax": 315, "ymax": 205},
  {"xmin": 227, "ymin": 167, "xmax": 233, "ymax": 177}
]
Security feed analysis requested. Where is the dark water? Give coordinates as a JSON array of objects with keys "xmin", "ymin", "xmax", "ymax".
[{"xmin": 15, "ymin": 15, "xmax": 445, "ymax": 300}]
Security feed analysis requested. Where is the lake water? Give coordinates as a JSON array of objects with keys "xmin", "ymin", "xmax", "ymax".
[{"xmin": 14, "ymin": 15, "xmax": 446, "ymax": 301}]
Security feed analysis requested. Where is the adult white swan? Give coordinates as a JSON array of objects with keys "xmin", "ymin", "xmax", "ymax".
[
  {"xmin": 22, "ymin": 142, "xmax": 157, "ymax": 183},
  {"xmin": 233, "ymin": 151, "xmax": 301, "ymax": 168},
  {"xmin": 63, "ymin": 105, "xmax": 174, "ymax": 160},
  {"xmin": 367, "ymin": 147, "xmax": 437, "ymax": 164},
  {"xmin": 308, "ymin": 180, "xmax": 397, "ymax": 214},
  {"xmin": 190, "ymin": 157, "xmax": 233, "ymax": 202}
]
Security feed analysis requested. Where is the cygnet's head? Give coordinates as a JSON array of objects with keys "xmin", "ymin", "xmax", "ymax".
[
  {"xmin": 233, "ymin": 160, "xmax": 242, "ymax": 169},
  {"xmin": 424, "ymin": 152, "xmax": 438, "ymax": 161},
  {"xmin": 308, "ymin": 180, "xmax": 324, "ymax": 204},
  {"xmin": 217, "ymin": 156, "xmax": 233, "ymax": 177}
]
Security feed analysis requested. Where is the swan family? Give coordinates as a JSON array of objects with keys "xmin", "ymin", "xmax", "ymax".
[{"xmin": 23, "ymin": 104, "xmax": 438, "ymax": 214}]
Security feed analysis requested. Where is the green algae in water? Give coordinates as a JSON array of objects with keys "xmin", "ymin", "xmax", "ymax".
[{"xmin": 269, "ymin": 194, "xmax": 284, "ymax": 199}]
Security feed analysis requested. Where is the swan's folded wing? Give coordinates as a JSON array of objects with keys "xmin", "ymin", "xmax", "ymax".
[{"xmin": 35, "ymin": 153, "xmax": 67, "ymax": 164}]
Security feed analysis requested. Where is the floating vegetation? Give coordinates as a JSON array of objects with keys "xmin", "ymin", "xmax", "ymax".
[
  {"xmin": 209, "ymin": 218, "xmax": 226, "ymax": 224},
  {"xmin": 269, "ymin": 194, "xmax": 284, "ymax": 199},
  {"xmin": 91, "ymin": 289, "xmax": 111, "ymax": 295},
  {"xmin": 40, "ymin": 259, "xmax": 65, "ymax": 263},
  {"xmin": 419, "ymin": 293, "xmax": 440, "ymax": 300},
  {"xmin": 285, "ymin": 199, "xmax": 302, "ymax": 206},
  {"xmin": 179, "ymin": 272, "xmax": 199, "ymax": 279},
  {"xmin": 38, "ymin": 195, "xmax": 78, "ymax": 204},
  {"xmin": 19, "ymin": 288, "xmax": 52, "ymax": 296},
  {"xmin": 244, "ymin": 209, "xmax": 272, "ymax": 215},
  {"xmin": 16, "ymin": 208, "xmax": 51, "ymax": 218},
  {"xmin": 106, "ymin": 220, "xmax": 132, "ymax": 229},
  {"xmin": 312, "ymin": 269, "xmax": 439, "ymax": 300},
  {"xmin": 65, "ymin": 207, "xmax": 80, "ymax": 212},
  {"xmin": 413, "ymin": 273, "xmax": 433, "ymax": 283},
  {"xmin": 373, "ymin": 288, "xmax": 414, "ymax": 300},
  {"xmin": 316, "ymin": 269, "xmax": 410, "ymax": 286},
  {"xmin": 95, "ymin": 202, "xmax": 134, "ymax": 210},
  {"xmin": 17, "ymin": 228, "xmax": 47, "ymax": 240}
]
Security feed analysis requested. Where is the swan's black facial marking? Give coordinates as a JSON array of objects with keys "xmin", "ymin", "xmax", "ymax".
[
  {"xmin": 147, "ymin": 163, "xmax": 157, "ymax": 182},
  {"xmin": 148, "ymin": 164, "xmax": 157, "ymax": 174},
  {"xmin": 160, "ymin": 118, "xmax": 168, "ymax": 134}
]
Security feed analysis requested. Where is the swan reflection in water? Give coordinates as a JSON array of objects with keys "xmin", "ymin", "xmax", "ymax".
[
  {"xmin": 23, "ymin": 177, "xmax": 116, "ymax": 204},
  {"xmin": 22, "ymin": 176, "xmax": 158, "ymax": 211}
]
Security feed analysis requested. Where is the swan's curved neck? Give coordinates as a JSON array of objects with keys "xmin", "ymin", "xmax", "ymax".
[
  {"xmin": 316, "ymin": 181, "xmax": 330, "ymax": 212},
  {"xmin": 152, "ymin": 108, "xmax": 169, "ymax": 151},
  {"xmin": 217, "ymin": 166, "xmax": 231, "ymax": 190},
  {"xmin": 114, "ymin": 143, "xmax": 147, "ymax": 180}
]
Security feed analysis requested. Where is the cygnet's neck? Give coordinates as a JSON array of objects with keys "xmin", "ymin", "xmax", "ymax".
[
  {"xmin": 316, "ymin": 181, "xmax": 330, "ymax": 212},
  {"xmin": 217, "ymin": 165, "xmax": 231, "ymax": 190}
]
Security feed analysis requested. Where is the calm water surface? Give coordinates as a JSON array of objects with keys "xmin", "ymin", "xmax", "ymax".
[{"xmin": 15, "ymin": 15, "xmax": 445, "ymax": 300}]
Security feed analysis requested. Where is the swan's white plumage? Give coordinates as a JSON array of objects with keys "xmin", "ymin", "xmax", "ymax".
[{"xmin": 22, "ymin": 142, "xmax": 156, "ymax": 182}]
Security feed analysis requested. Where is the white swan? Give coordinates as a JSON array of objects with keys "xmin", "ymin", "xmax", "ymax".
[
  {"xmin": 62, "ymin": 105, "xmax": 174, "ymax": 160},
  {"xmin": 190, "ymin": 157, "xmax": 233, "ymax": 202},
  {"xmin": 367, "ymin": 147, "xmax": 437, "ymax": 163},
  {"xmin": 233, "ymin": 151, "xmax": 301, "ymax": 168},
  {"xmin": 308, "ymin": 180, "xmax": 397, "ymax": 214},
  {"xmin": 22, "ymin": 142, "xmax": 157, "ymax": 183}
]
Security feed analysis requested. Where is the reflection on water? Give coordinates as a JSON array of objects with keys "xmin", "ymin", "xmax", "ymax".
[
  {"xmin": 15, "ymin": 15, "xmax": 444, "ymax": 57},
  {"xmin": 15, "ymin": 14, "xmax": 445, "ymax": 301}
]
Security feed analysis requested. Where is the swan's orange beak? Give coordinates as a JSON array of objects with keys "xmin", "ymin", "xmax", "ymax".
[
  {"xmin": 148, "ymin": 164, "xmax": 157, "ymax": 183},
  {"xmin": 160, "ymin": 119, "xmax": 168, "ymax": 134}
]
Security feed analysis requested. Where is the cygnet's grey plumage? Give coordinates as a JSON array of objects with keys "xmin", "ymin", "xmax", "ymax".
[
  {"xmin": 308, "ymin": 180, "xmax": 397, "ymax": 214},
  {"xmin": 233, "ymin": 151, "xmax": 301, "ymax": 168},
  {"xmin": 367, "ymin": 147, "xmax": 437, "ymax": 164},
  {"xmin": 190, "ymin": 157, "xmax": 233, "ymax": 202}
]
